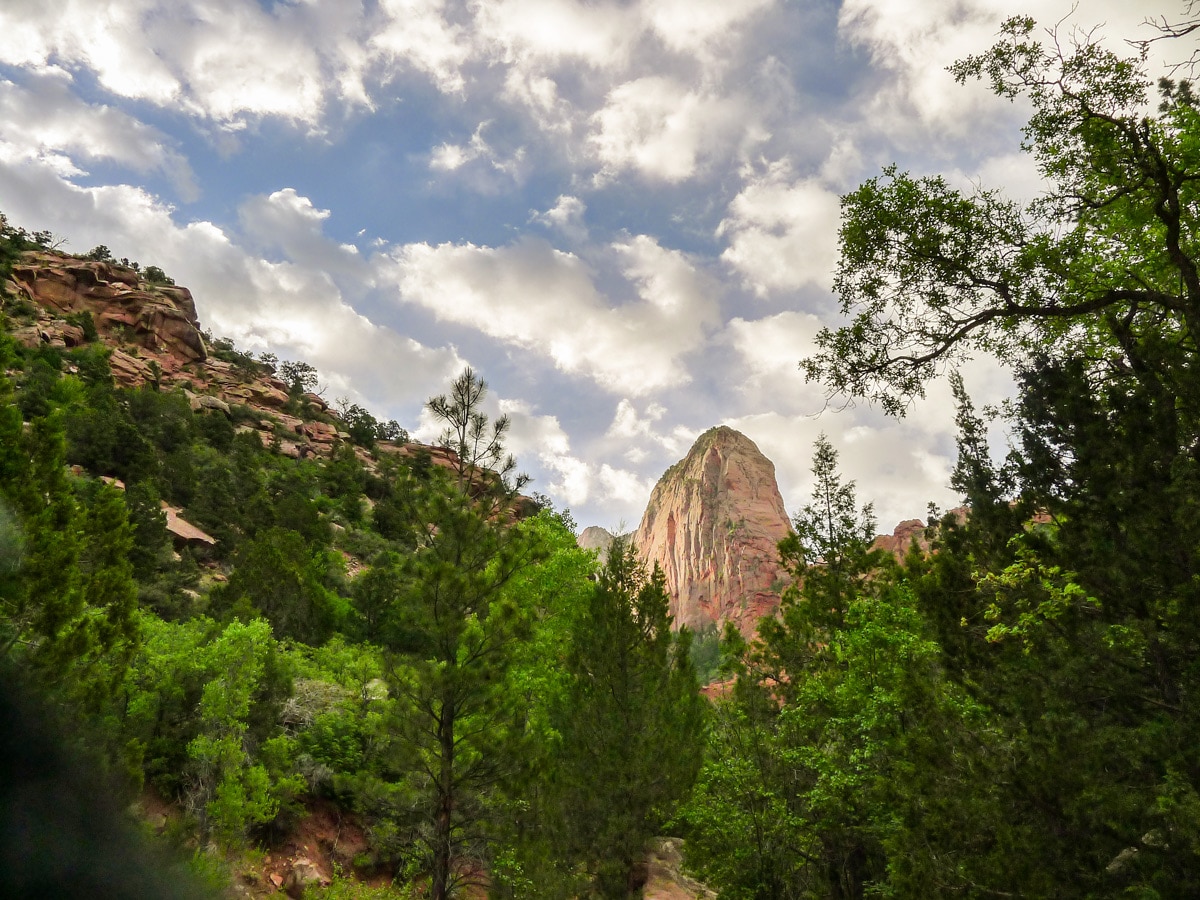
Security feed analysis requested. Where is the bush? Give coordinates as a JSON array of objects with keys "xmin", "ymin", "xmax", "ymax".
[
  {"xmin": 84, "ymin": 245, "xmax": 115, "ymax": 262},
  {"xmin": 143, "ymin": 265, "xmax": 175, "ymax": 286}
]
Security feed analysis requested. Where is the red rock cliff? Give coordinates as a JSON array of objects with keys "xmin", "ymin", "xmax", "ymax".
[{"xmin": 633, "ymin": 426, "xmax": 792, "ymax": 636}]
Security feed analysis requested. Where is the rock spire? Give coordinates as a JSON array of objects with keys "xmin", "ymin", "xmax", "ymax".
[{"xmin": 632, "ymin": 426, "xmax": 792, "ymax": 636}]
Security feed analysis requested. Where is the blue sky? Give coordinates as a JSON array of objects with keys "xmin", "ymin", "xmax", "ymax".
[{"xmin": 0, "ymin": 0, "xmax": 1176, "ymax": 532}]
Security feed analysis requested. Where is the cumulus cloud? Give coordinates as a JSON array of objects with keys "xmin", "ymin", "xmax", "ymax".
[
  {"xmin": 0, "ymin": 0, "xmax": 374, "ymax": 127},
  {"xmin": 0, "ymin": 0, "xmax": 180, "ymax": 104},
  {"xmin": 836, "ymin": 0, "xmax": 1163, "ymax": 150},
  {"xmin": 383, "ymin": 234, "xmax": 718, "ymax": 394},
  {"xmin": 837, "ymin": 0, "xmax": 1011, "ymax": 136},
  {"xmin": 476, "ymin": 0, "xmax": 636, "ymax": 69},
  {"xmin": 530, "ymin": 195, "xmax": 588, "ymax": 242},
  {"xmin": 606, "ymin": 399, "xmax": 698, "ymax": 461},
  {"xmin": 719, "ymin": 160, "xmax": 841, "ymax": 295},
  {"xmin": 0, "ymin": 73, "xmax": 198, "ymax": 199},
  {"xmin": 724, "ymin": 311, "xmax": 822, "ymax": 395},
  {"xmin": 589, "ymin": 76, "xmax": 749, "ymax": 183},
  {"xmin": 428, "ymin": 122, "xmax": 529, "ymax": 190},
  {"xmin": 643, "ymin": 0, "xmax": 775, "ymax": 56},
  {"xmin": 499, "ymin": 399, "xmax": 594, "ymax": 506},
  {"xmin": 496, "ymin": 394, "xmax": 694, "ymax": 515},
  {"xmin": 238, "ymin": 190, "xmax": 368, "ymax": 278},
  {"xmin": 372, "ymin": 0, "xmax": 471, "ymax": 94},
  {"xmin": 598, "ymin": 463, "xmax": 657, "ymax": 508}
]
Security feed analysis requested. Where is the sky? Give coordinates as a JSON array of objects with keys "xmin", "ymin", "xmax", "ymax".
[{"xmin": 0, "ymin": 0, "xmax": 1185, "ymax": 533}]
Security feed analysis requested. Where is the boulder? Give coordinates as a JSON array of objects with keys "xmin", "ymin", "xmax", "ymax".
[
  {"xmin": 300, "ymin": 421, "xmax": 338, "ymax": 445},
  {"xmin": 196, "ymin": 394, "xmax": 230, "ymax": 415},
  {"xmin": 247, "ymin": 380, "xmax": 290, "ymax": 408},
  {"xmin": 108, "ymin": 349, "xmax": 154, "ymax": 386},
  {"xmin": 284, "ymin": 856, "xmax": 328, "ymax": 898}
]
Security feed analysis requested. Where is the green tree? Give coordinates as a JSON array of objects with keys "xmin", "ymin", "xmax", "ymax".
[
  {"xmin": 352, "ymin": 550, "xmax": 404, "ymax": 643},
  {"xmin": 803, "ymin": 16, "xmax": 1200, "ymax": 416},
  {"xmin": 0, "ymin": 375, "xmax": 138, "ymax": 706},
  {"xmin": 684, "ymin": 438, "xmax": 995, "ymax": 899},
  {"xmin": 794, "ymin": 12, "xmax": 1200, "ymax": 895},
  {"xmin": 381, "ymin": 369, "xmax": 543, "ymax": 900},
  {"xmin": 483, "ymin": 510, "xmax": 597, "ymax": 900},
  {"xmin": 550, "ymin": 537, "xmax": 706, "ymax": 897},
  {"xmin": 217, "ymin": 527, "xmax": 345, "ymax": 645},
  {"xmin": 280, "ymin": 360, "xmax": 320, "ymax": 396}
]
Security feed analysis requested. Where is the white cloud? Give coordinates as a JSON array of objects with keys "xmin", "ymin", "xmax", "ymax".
[
  {"xmin": 372, "ymin": 0, "xmax": 471, "ymax": 94},
  {"xmin": 724, "ymin": 310, "xmax": 822, "ymax": 394},
  {"xmin": 836, "ymin": 0, "xmax": 1165, "ymax": 150},
  {"xmin": 0, "ymin": 1, "xmax": 181, "ymax": 105},
  {"xmin": 606, "ymin": 399, "xmax": 698, "ymax": 460},
  {"xmin": 500, "ymin": 399, "xmax": 593, "ymax": 506},
  {"xmin": 0, "ymin": 0, "xmax": 375, "ymax": 127},
  {"xmin": 949, "ymin": 151, "xmax": 1047, "ymax": 205},
  {"xmin": 530, "ymin": 195, "xmax": 588, "ymax": 242},
  {"xmin": 476, "ymin": 0, "xmax": 636, "ymax": 69},
  {"xmin": 837, "ymin": 0, "xmax": 1018, "ymax": 137},
  {"xmin": 643, "ymin": 0, "xmax": 775, "ymax": 56},
  {"xmin": 383, "ymin": 234, "xmax": 718, "ymax": 394},
  {"xmin": 598, "ymin": 463, "xmax": 657, "ymax": 507},
  {"xmin": 428, "ymin": 122, "xmax": 528, "ymax": 187},
  {"xmin": 719, "ymin": 160, "xmax": 841, "ymax": 294},
  {"xmin": 0, "ymin": 73, "xmax": 198, "ymax": 200},
  {"xmin": 589, "ymin": 76, "xmax": 747, "ymax": 183},
  {"xmin": 237, "ymin": 190, "xmax": 367, "ymax": 277},
  {"xmin": 501, "ymin": 67, "xmax": 574, "ymax": 134}
]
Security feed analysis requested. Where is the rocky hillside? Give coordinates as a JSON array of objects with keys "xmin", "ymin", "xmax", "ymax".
[
  {"xmin": 632, "ymin": 426, "xmax": 793, "ymax": 636},
  {"xmin": 3, "ymin": 248, "xmax": 462, "ymax": 474}
]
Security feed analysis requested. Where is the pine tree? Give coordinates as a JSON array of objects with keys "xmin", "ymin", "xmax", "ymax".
[
  {"xmin": 382, "ymin": 369, "xmax": 544, "ymax": 900},
  {"xmin": 551, "ymin": 537, "xmax": 705, "ymax": 897}
]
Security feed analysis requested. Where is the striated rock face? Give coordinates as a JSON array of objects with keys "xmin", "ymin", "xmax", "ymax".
[{"xmin": 633, "ymin": 426, "xmax": 792, "ymax": 636}]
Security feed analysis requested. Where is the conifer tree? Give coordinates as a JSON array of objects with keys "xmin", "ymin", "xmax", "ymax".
[
  {"xmin": 382, "ymin": 369, "xmax": 544, "ymax": 900},
  {"xmin": 551, "ymin": 537, "xmax": 705, "ymax": 898}
]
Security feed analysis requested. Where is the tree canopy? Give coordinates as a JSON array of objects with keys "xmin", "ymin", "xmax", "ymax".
[{"xmin": 804, "ymin": 15, "xmax": 1200, "ymax": 415}]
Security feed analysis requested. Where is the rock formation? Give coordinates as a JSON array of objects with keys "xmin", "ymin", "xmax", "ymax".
[
  {"xmin": 577, "ymin": 525, "xmax": 618, "ymax": 563},
  {"xmin": 632, "ymin": 426, "xmax": 793, "ymax": 636},
  {"xmin": 7, "ymin": 251, "xmax": 206, "ymax": 362}
]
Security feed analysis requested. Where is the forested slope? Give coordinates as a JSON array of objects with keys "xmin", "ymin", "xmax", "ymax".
[{"xmin": 0, "ymin": 221, "xmax": 706, "ymax": 899}]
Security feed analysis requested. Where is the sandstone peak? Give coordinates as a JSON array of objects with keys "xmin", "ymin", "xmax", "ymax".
[
  {"xmin": 633, "ymin": 426, "xmax": 792, "ymax": 636},
  {"xmin": 577, "ymin": 525, "xmax": 618, "ymax": 563}
]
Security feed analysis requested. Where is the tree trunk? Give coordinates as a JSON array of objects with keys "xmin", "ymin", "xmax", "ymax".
[{"xmin": 432, "ymin": 699, "xmax": 455, "ymax": 900}]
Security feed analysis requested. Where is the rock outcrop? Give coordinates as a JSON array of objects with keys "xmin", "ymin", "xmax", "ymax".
[
  {"xmin": 870, "ymin": 508, "xmax": 970, "ymax": 560},
  {"xmin": 8, "ymin": 251, "xmax": 206, "ymax": 363},
  {"xmin": 633, "ymin": 426, "xmax": 792, "ymax": 636},
  {"xmin": 577, "ymin": 525, "xmax": 618, "ymax": 563}
]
